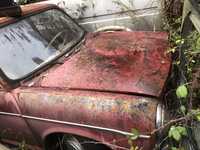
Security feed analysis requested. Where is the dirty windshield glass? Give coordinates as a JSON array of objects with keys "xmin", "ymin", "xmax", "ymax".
[{"xmin": 0, "ymin": 9, "xmax": 84, "ymax": 80}]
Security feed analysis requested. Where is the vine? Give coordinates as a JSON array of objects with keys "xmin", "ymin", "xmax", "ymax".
[{"xmin": 158, "ymin": 0, "xmax": 200, "ymax": 149}]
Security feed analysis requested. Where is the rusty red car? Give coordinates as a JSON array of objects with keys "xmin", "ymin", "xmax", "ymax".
[{"xmin": 0, "ymin": 2, "xmax": 171, "ymax": 150}]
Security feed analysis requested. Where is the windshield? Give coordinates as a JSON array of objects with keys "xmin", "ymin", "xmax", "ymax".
[{"xmin": 0, "ymin": 9, "xmax": 84, "ymax": 80}]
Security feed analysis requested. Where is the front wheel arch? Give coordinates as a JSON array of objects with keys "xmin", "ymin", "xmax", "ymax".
[{"xmin": 44, "ymin": 133, "xmax": 112, "ymax": 150}]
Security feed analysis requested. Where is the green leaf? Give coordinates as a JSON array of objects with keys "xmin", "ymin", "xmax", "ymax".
[
  {"xmin": 171, "ymin": 147, "xmax": 178, "ymax": 150},
  {"xmin": 168, "ymin": 126, "xmax": 175, "ymax": 137},
  {"xmin": 180, "ymin": 105, "xmax": 186, "ymax": 114},
  {"xmin": 172, "ymin": 129, "xmax": 181, "ymax": 141},
  {"xmin": 176, "ymin": 126, "xmax": 187, "ymax": 136},
  {"xmin": 196, "ymin": 114, "xmax": 200, "ymax": 121},
  {"xmin": 176, "ymin": 61, "xmax": 181, "ymax": 65},
  {"xmin": 168, "ymin": 126, "xmax": 182, "ymax": 141},
  {"xmin": 190, "ymin": 109, "xmax": 200, "ymax": 121},
  {"xmin": 191, "ymin": 60, "xmax": 196, "ymax": 63},
  {"xmin": 130, "ymin": 128, "xmax": 139, "ymax": 140},
  {"xmin": 167, "ymin": 47, "xmax": 176, "ymax": 53},
  {"xmin": 175, "ymin": 39, "xmax": 184, "ymax": 45},
  {"xmin": 175, "ymin": 39, "xmax": 181, "ymax": 44},
  {"xmin": 176, "ymin": 85, "xmax": 188, "ymax": 99}
]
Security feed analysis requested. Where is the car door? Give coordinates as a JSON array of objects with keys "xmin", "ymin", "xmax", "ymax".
[{"xmin": 0, "ymin": 86, "xmax": 37, "ymax": 146}]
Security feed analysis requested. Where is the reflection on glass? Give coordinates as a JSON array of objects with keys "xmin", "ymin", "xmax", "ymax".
[{"xmin": 0, "ymin": 9, "xmax": 84, "ymax": 80}]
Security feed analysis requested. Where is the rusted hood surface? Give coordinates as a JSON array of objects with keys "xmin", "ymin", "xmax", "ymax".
[{"xmin": 41, "ymin": 31, "xmax": 171, "ymax": 97}]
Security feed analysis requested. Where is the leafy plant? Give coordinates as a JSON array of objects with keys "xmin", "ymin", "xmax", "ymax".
[
  {"xmin": 128, "ymin": 128, "xmax": 142, "ymax": 150},
  {"xmin": 168, "ymin": 126, "xmax": 187, "ymax": 142},
  {"xmin": 160, "ymin": 1, "xmax": 200, "ymax": 149},
  {"xmin": 176, "ymin": 85, "xmax": 188, "ymax": 99}
]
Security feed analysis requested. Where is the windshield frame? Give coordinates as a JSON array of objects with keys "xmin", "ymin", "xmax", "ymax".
[{"xmin": 0, "ymin": 6, "xmax": 86, "ymax": 85}]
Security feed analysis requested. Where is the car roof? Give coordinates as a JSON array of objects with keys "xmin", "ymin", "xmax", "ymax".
[{"xmin": 0, "ymin": 3, "xmax": 57, "ymax": 26}]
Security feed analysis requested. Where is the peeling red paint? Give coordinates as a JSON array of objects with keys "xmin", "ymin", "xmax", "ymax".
[
  {"xmin": 40, "ymin": 31, "xmax": 171, "ymax": 97},
  {"xmin": 18, "ymin": 88, "xmax": 158, "ymax": 150}
]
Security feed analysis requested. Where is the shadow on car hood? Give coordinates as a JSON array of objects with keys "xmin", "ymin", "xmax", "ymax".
[{"xmin": 40, "ymin": 31, "xmax": 171, "ymax": 97}]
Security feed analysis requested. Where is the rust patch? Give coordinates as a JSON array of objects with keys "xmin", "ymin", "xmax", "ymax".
[
  {"xmin": 39, "ymin": 31, "xmax": 171, "ymax": 97},
  {"xmin": 18, "ymin": 89, "xmax": 158, "ymax": 149}
]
